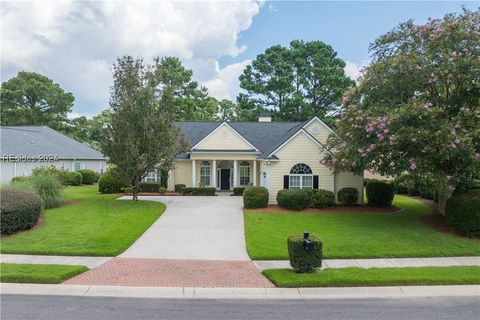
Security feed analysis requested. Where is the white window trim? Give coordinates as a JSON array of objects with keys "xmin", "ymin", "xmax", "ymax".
[
  {"xmin": 200, "ymin": 161, "xmax": 211, "ymax": 186},
  {"xmin": 289, "ymin": 174, "xmax": 313, "ymax": 189},
  {"xmin": 239, "ymin": 161, "xmax": 250, "ymax": 186}
]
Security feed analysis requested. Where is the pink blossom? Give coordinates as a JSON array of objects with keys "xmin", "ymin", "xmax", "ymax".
[
  {"xmin": 454, "ymin": 123, "xmax": 460, "ymax": 128},
  {"xmin": 342, "ymin": 96, "xmax": 350, "ymax": 104},
  {"xmin": 451, "ymin": 129, "xmax": 456, "ymax": 135},
  {"xmin": 409, "ymin": 162, "xmax": 417, "ymax": 171},
  {"xmin": 455, "ymin": 138, "xmax": 461, "ymax": 145},
  {"xmin": 411, "ymin": 95, "xmax": 417, "ymax": 101},
  {"xmin": 475, "ymin": 153, "xmax": 480, "ymax": 159},
  {"xmin": 448, "ymin": 185, "xmax": 456, "ymax": 191},
  {"xmin": 446, "ymin": 175, "xmax": 453, "ymax": 181},
  {"xmin": 378, "ymin": 134, "xmax": 385, "ymax": 142},
  {"xmin": 451, "ymin": 144, "xmax": 457, "ymax": 149},
  {"xmin": 451, "ymin": 51, "xmax": 458, "ymax": 57}
]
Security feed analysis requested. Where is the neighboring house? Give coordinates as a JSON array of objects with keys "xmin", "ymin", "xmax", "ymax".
[
  {"xmin": 169, "ymin": 116, "xmax": 364, "ymax": 204},
  {"xmin": 0, "ymin": 126, "xmax": 107, "ymax": 183}
]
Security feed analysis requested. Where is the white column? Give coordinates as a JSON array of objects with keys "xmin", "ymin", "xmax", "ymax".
[
  {"xmin": 212, "ymin": 160, "xmax": 217, "ymax": 189},
  {"xmin": 233, "ymin": 160, "xmax": 238, "ymax": 188},
  {"xmin": 253, "ymin": 160, "xmax": 257, "ymax": 187},
  {"xmin": 191, "ymin": 159, "xmax": 196, "ymax": 187}
]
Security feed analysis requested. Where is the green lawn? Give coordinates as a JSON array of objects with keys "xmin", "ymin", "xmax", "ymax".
[
  {"xmin": 245, "ymin": 195, "xmax": 480, "ymax": 259},
  {"xmin": 263, "ymin": 266, "xmax": 480, "ymax": 287},
  {"xmin": 0, "ymin": 185, "xmax": 165, "ymax": 256},
  {"xmin": 0, "ymin": 263, "xmax": 88, "ymax": 284}
]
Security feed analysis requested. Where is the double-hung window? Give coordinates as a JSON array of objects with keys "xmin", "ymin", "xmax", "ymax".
[
  {"xmin": 200, "ymin": 161, "xmax": 211, "ymax": 186},
  {"xmin": 239, "ymin": 161, "xmax": 250, "ymax": 185},
  {"xmin": 289, "ymin": 163, "xmax": 313, "ymax": 189}
]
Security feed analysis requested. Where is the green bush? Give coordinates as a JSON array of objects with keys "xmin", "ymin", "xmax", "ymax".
[
  {"xmin": 393, "ymin": 174, "xmax": 409, "ymax": 194},
  {"xmin": 233, "ymin": 187, "xmax": 246, "ymax": 196},
  {"xmin": 98, "ymin": 170, "xmax": 125, "ymax": 194},
  {"xmin": 139, "ymin": 182, "xmax": 160, "ymax": 193},
  {"xmin": 418, "ymin": 182, "xmax": 437, "ymax": 200},
  {"xmin": 175, "ymin": 184, "xmax": 186, "ymax": 193},
  {"xmin": 0, "ymin": 188, "xmax": 43, "ymax": 236},
  {"xmin": 311, "ymin": 189, "xmax": 335, "ymax": 209},
  {"xmin": 76, "ymin": 169, "xmax": 97, "ymax": 185},
  {"xmin": 243, "ymin": 186, "xmax": 269, "ymax": 209},
  {"xmin": 277, "ymin": 189, "xmax": 311, "ymax": 211},
  {"xmin": 366, "ymin": 181, "xmax": 395, "ymax": 207},
  {"xmin": 32, "ymin": 167, "xmax": 83, "ymax": 186},
  {"xmin": 446, "ymin": 190, "xmax": 480, "ymax": 237},
  {"xmin": 181, "ymin": 187, "xmax": 216, "ymax": 196},
  {"xmin": 57, "ymin": 171, "xmax": 83, "ymax": 186},
  {"xmin": 287, "ymin": 234, "xmax": 323, "ymax": 273},
  {"xmin": 159, "ymin": 187, "xmax": 167, "ymax": 194},
  {"xmin": 11, "ymin": 176, "xmax": 30, "ymax": 183},
  {"xmin": 337, "ymin": 187, "xmax": 359, "ymax": 206}
]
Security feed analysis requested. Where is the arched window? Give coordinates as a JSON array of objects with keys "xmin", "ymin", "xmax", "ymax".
[
  {"xmin": 200, "ymin": 161, "xmax": 210, "ymax": 186},
  {"xmin": 289, "ymin": 163, "xmax": 313, "ymax": 189},
  {"xmin": 240, "ymin": 161, "xmax": 250, "ymax": 185}
]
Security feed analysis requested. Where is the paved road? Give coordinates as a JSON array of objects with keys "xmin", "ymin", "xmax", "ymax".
[
  {"xmin": 2, "ymin": 295, "xmax": 479, "ymax": 320},
  {"xmin": 119, "ymin": 196, "xmax": 249, "ymax": 260}
]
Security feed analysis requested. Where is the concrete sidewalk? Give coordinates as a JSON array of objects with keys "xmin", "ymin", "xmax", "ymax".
[
  {"xmin": 253, "ymin": 256, "xmax": 480, "ymax": 271},
  {"xmin": 2, "ymin": 283, "xmax": 479, "ymax": 300},
  {"xmin": 118, "ymin": 196, "xmax": 250, "ymax": 260},
  {"xmin": 0, "ymin": 254, "xmax": 112, "ymax": 269}
]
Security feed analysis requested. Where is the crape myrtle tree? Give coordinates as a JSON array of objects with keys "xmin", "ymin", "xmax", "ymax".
[
  {"xmin": 322, "ymin": 9, "xmax": 480, "ymax": 214},
  {"xmin": 238, "ymin": 40, "xmax": 354, "ymax": 121},
  {"xmin": 102, "ymin": 56, "xmax": 181, "ymax": 201}
]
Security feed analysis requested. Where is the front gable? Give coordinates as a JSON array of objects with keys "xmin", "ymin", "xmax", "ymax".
[
  {"xmin": 192, "ymin": 122, "xmax": 258, "ymax": 151},
  {"xmin": 303, "ymin": 116, "xmax": 334, "ymax": 144}
]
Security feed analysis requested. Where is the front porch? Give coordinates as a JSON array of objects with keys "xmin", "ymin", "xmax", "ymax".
[{"xmin": 171, "ymin": 157, "xmax": 263, "ymax": 191}]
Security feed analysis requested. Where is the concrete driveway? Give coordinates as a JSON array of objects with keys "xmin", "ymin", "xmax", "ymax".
[{"xmin": 118, "ymin": 196, "xmax": 250, "ymax": 260}]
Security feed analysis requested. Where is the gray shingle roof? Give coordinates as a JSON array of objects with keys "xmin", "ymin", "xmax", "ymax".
[
  {"xmin": 175, "ymin": 121, "xmax": 307, "ymax": 159},
  {"xmin": 0, "ymin": 126, "xmax": 107, "ymax": 160}
]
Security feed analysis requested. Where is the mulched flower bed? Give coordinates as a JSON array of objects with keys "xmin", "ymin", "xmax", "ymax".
[{"xmin": 247, "ymin": 204, "xmax": 402, "ymax": 214}]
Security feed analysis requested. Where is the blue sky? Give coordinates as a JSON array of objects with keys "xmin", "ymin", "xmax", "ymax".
[
  {"xmin": 224, "ymin": 1, "xmax": 477, "ymax": 68},
  {"xmin": 1, "ymin": 1, "xmax": 477, "ymax": 117}
]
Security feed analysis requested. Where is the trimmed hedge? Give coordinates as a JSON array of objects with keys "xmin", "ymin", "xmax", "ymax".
[
  {"xmin": 337, "ymin": 187, "xmax": 358, "ymax": 206},
  {"xmin": 11, "ymin": 176, "xmax": 30, "ymax": 183},
  {"xmin": 277, "ymin": 189, "xmax": 311, "ymax": 211},
  {"xmin": 98, "ymin": 170, "xmax": 125, "ymax": 194},
  {"xmin": 311, "ymin": 189, "xmax": 335, "ymax": 209},
  {"xmin": 32, "ymin": 167, "xmax": 82, "ymax": 186},
  {"xmin": 446, "ymin": 190, "xmax": 480, "ymax": 237},
  {"xmin": 1, "ymin": 188, "xmax": 43, "ymax": 236},
  {"xmin": 76, "ymin": 169, "xmax": 97, "ymax": 185},
  {"xmin": 233, "ymin": 187, "xmax": 246, "ymax": 196},
  {"xmin": 366, "ymin": 181, "xmax": 395, "ymax": 207},
  {"xmin": 175, "ymin": 184, "xmax": 186, "ymax": 193},
  {"xmin": 287, "ymin": 234, "xmax": 323, "ymax": 273},
  {"xmin": 139, "ymin": 182, "xmax": 160, "ymax": 193},
  {"xmin": 243, "ymin": 186, "xmax": 269, "ymax": 209},
  {"xmin": 181, "ymin": 187, "xmax": 216, "ymax": 196}
]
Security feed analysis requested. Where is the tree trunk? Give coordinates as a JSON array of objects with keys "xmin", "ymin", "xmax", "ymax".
[
  {"xmin": 437, "ymin": 188, "xmax": 452, "ymax": 216},
  {"xmin": 132, "ymin": 178, "xmax": 140, "ymax": 201}
]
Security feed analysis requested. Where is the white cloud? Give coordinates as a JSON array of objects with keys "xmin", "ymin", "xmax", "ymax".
[
  {"xmin": 203, "ymin": 60, "xmax": 251, "ymax": 100},
  {"xmin": 344, "ymin": 60, "xmax": 369, "ymax": 82},
  {"xmin": 1, "ymin": 0, "xmax": 262, "ymax": 115}
]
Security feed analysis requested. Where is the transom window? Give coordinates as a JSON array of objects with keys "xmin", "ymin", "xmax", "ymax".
[
  {"xmin": 200, "ymin": 161, "xmax": 211, "ymax": 186},
  {"xmin": 240, "ymin": 161, "xmax": 250, "ymax": 185},
  {"xmin": 289, "ymin": 163, "xmax": 313, "ymax": 189},
  {"xmin": 144, "ymin": 171, "xmax": 160, "ymax": 182}
]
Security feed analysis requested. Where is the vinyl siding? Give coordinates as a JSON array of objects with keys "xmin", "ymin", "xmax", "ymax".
[
  {"xmin": 173, "ymin": 161, "xmax": 191, "ymax": 187},
  {"xmin": 0, "ymin": 160, "xmax": 106, "ymax": 183},
  {"xmin": 194, "ymin": 123, "xmax": 254, "ymax": 150},
  {"xmin": 268, "ymin": 132, "xmax": 333, "ymax": 204},
  {"xmin": 190, "ymin": 153, "xmax": 258, "ymax": 160},
  {"xmin": 304, "ymin": 118, "xmax": 333, "ymax": 144},
  {"xmin": 335, "ymin": 172, "xmax": 364, "ymax": 204}
]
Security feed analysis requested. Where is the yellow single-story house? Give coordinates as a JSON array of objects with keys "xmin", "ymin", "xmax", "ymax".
[{"xmin": 163, "ymin": 115, "xmax": 363, "ymax": 204}]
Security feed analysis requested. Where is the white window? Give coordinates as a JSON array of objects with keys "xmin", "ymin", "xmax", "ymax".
[
  {"xmin": 239, "ymin": 161, "xmax": 250, "ymax": 185},
  {"xmin": 289, "ymin": 163, "xmax": 313, "ymax": 189},
  {"xmin": 144, "ymin": 171, "xmax": 159, "ymax": 182},
  {"xmin": 74, "ymin": 162, "xmax": 81, "ymax": 171},
  {"xmin": 200, "ymin": 161, "xmax": 210, "ymax": 186}
]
